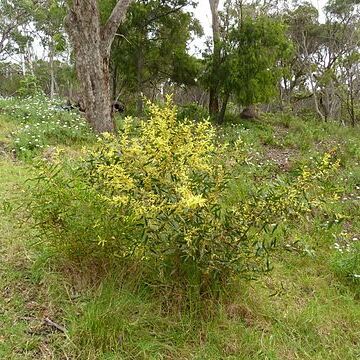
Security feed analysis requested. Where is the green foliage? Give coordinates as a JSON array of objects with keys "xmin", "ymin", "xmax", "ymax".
[
  {"xmin": 1, "ymin": 104, "xmax": 360, "ymax": 358},
  {"xmin": 33, "ymin": 59, "xmax": 76, "ymax": 96},
  {"xmin": 224, "ymin": 16, "xmax": 293, "ymax": 106},
  {"xmin": 28, "ymin": 100, "xmax": 341, "ymax": 296},
  {"xmin": 31, "ymin": 0, "xmax": 67, "ymax": 53},
  {"xmin": 0, "ymin": 63, "xmax": 23, "ymax": 95},
  {"xmin": 202, "ymin": 5, "xmax": 292, "ymax": 116},
  {"xmin": 331, "ymin": 237, "xmax": 360, "ymax": 290},
  {"xmin": 109, "ymin": 0, "xmax": 201, "ymax": 106},
  {"xmin": 0, "ymin": 0, "xmax": 34, "ymax": 58},
  {"xmin": 0, "ymin": 96, "xmax": 94, "ymax": 159},
  {"xmin": 177, "ymin": 103, "xmax": 209, "ymax": 122},
  {"xmin": 18, "ymin": 75, "xmax": 42, "ymax": 97}
]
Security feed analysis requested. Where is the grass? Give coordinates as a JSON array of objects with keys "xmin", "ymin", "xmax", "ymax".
[{"xmin": 0, "ymin": 101, "xmax": 359, "ymax": 359}]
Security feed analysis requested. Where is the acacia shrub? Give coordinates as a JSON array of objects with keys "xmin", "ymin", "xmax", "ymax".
[{"xmin": 28, "ymin": 99, "xmax": 341, "ymax": 294}]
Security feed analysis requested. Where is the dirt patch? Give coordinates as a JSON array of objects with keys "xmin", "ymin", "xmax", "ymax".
[
  {"xmin": 273, "ymin": 125, "xmax": 290, "ymax": 138},
  {"xmin": 0, "ymin": 140, "xmax": 16, "ymax": 160},
  {"xmin": 264, "ymin": 146, "xmax": 299, "ymax": 171},
  {"xmin": 226, "ymin": 303, "xmax": 255, "ymax": 326},
  {"xmin": 316, "ymin": 138, "xmax": 344, "ymax": 152},
  {"xmin": 0, "ymin": 140, "xmax": 7, "ymax": 154}
]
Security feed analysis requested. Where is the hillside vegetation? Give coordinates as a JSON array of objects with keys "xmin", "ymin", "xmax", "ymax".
[{"xmin": 0, "ymin": 97, "xmax": 359, "ymax": 359}]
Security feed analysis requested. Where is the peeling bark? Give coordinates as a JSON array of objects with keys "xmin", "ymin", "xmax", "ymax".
[{"xmin": 65, "ymin": 0, "xmax": 133, "ymax": 133}]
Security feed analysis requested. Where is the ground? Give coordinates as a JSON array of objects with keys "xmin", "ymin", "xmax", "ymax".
[{"xmin": 0, "ymin": 105, "xmax": 359, "ymax": 359}]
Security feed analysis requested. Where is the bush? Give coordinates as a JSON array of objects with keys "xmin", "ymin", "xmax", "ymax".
[
  {"xmin": 177, "ymin": 103, "xmax": 209, "ymax": 122},
  {"xmin": 18, "ymin": 75, "xmax": 42, "ymax": 97},
  {"xmin": 28, "ymin": 98, "xmax": 341, "ymax": 296}
]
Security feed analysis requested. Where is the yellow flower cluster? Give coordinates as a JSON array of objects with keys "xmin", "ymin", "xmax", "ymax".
[{"xmin": 88, "ymin": 96, "xmax": 224, "ymax": 222}]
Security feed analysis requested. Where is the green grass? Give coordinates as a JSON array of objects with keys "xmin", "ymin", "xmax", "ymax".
[{"xmin": 0, "ymin": 102, "xmax": 359, "ymax": 359}]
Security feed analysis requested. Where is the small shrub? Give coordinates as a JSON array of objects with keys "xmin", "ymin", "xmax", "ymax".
[
  {"xmin": 177, "ymin": 103, "xmax": 209, "ymax": 122},
  {"xmin": 28, "ymin": 98, "xmax": 341, "ymax": 296},
  {"xmin": 18, "ymin": 75, "xmax": 42, "ymax": 97},
  {"xmin": 331, "ymin": 237, "xmax": 360, "ymax": 290}
]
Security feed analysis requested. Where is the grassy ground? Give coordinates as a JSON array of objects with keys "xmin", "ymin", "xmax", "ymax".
[{"xmin": 0, "ymin": 106, "xmax": 359, "ymax": 359}]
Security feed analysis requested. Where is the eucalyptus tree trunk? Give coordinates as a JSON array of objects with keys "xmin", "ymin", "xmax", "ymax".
[
  {"xmin": 49, "ymin": 45, "xmax": 55, "ymax": 99},
  {"xmin": 65, "ymin": 0, "xmax": 133, "ymax": 133},
  {"xmin": 209, "ymin": 0, "xmax": 220, "ymax": 116},
  {"xmin": 218, "ymin": 93, "xmax": 230, "ymax": 124},
  {"xmin": 301, "ymin": 32, "xmax": 325, "ymax": 122}
]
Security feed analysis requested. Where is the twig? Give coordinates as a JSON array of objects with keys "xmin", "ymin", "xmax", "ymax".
[
  {"xmin": 115, "ymin": 33, "xmax": 132, "ymax": 44},
  {"xmin": 44, "ymin": 317, "xmax": 67, "ymax": 333}
]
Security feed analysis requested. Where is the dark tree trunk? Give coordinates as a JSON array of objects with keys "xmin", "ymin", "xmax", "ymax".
[
  {"xmin": 112, "ymin": 63, "xmax": 118, "ymax": 101},
  {"xmin": 209, "ymin": 88, "xmax": 219, "ymax": 115},
  {"xmin": 217, "ymin": 93, "xmax": 229, "ymax": 124},
  {"xmin": 65, "ymin": 0, "xmax": 133, "ymax": 133}
]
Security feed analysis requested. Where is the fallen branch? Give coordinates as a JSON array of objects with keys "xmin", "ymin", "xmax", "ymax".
[{"xmin": 44, "ymin": 317, "xmax": 67, "ymax": 333}]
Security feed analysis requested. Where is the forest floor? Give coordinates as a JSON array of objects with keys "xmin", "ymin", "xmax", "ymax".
[{"xmin": 0, "ymin": 105, "xmax": 359, "ymax": 359}]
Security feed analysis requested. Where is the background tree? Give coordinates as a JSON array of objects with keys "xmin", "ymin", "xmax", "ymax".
[
  {"xmin": 282, "ymin": 3, "xmax": 321, "ymax": 109},
  {"xmin": 65, "ymin": 0, "xmax": 134, "ymax": 133},
  {"xmin": 283, "ymin": 0, "xmax": 360, "ymax": 124},
  {"xmin": 325, "ymin": 0, "xmax": 360, "ymax": 125},
  {"xmin": 203, "ymin": 0, "xmax": 292, "ymax": 123},
  {"xmin": 337, "ymin": 52, "xmax": 360, "ymax": 126},
  {"xmin": 208, "ymin": 0, "xmax": 221, "ymax": 116},
  {"xmin": 110, "ymin": 0, "xmax": 201, "ymax": 114},
  {"xmin": 32, "ymin": 0, "xmax": 67, "ymax": 99},
  {"xmin": 0, "ymin": 0, "xmax": 32, "ymax": 60}
]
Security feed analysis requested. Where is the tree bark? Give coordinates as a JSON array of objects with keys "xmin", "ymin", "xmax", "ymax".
[
  {"xmin": 65, "ymin": 0, "xmax": 133, "ymax": 133},
  {"xmin": 112, "ymin": 64, "xmax": 118, "ymax": 101},
  {"xmin": 217, "ymin": 93, "xmax": 229, "ymax": 124},
  {"xmin": 49, "ymin": 44, "xmax": 55, "ymax": 99},
  {"xmin": 209, "ymin": 0, "xmax": 220, "ymax": 116}
]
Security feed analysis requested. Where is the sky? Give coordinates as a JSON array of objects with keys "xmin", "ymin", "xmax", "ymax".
[{"xmin": 191, "ymin": 0, "xmax": 328, "ymax": 54}]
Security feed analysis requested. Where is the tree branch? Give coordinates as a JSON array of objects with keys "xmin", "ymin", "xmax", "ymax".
[
  {"xmin": 144, "ymin": 4, "xmax": 187, "ymax": 28},
  {"xmin": 101, "ymin": 0, "xmax": 134, "ymax": 53}
]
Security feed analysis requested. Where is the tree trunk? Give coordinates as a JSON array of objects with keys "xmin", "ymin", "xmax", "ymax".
[
  {"xmin": 136, "ymin": 47, "xmax": 144, "ymax": 115},
  {"xmin": 348, "ymin": 72, "xmax": 356, "ymax": 127},
  {"xmin": 209, "ymin": 0, "xmax": 220, "ymax": 116},
  {"xmin": 65, "ymin": 0, "xmax": 133, "ymax": 133},
  {"xmin": 49, "ymin": 45, "xmax": 55, "ymax": 99},
  {"xmin": 21, "ymin": 53, "xmax": 26, "ymax": 76},
  {"xmin": 112, "ymin": 63, "xmax": 118, "ymax": 101},
  {"xmin": 209, "ymin": 88, "xmax": 219, "ymax": 115},
  {"xmin": 309, "ymin": 74, "xmax": 325, "ymax": 122},
  {"xmin": 26, "ymin": 40, "xmax": 35, "ymax": 75},
  {"xmin": 302, "ymin": 32, "xmax": 325, "ymax": 122},
  {"xmin": 217, "ymin": 93, "xmax": 229, "ymax": 124}
]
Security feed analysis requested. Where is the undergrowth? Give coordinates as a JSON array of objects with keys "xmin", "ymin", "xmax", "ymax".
[
  {"xmin": 26, "ymin": 99, "xmax": 343, "ymax": 299},
  {"xmin": 0, "ymin": 98, "xmax": 359, "ymax": 359},
  {"xmin": 0, "ymin": 95, "xmax": 94, "ymax": 159}
]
